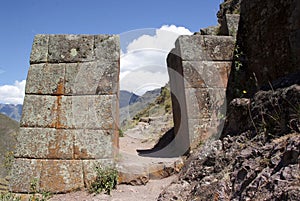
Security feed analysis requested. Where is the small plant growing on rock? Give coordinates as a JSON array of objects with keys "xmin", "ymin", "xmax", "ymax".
[
  {"xmin": 28, "ymin": 178, "xmax": 52, "ymax": 201},
  {"xmin": 89, "ymin": 164, "xmax": 118, "ymax": 195},
  {"xmin": 0, "ymin": 192, "xmax": 21, "ymax": 201}
]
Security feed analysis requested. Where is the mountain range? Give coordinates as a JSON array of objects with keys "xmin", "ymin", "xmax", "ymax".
[
  {"xmin": 0, "ymin": 89, "xmax": 161, "ymax": 123},
  {"xmin": 0, "ymin": 104, "xmax": 22, "ymax": 122}
]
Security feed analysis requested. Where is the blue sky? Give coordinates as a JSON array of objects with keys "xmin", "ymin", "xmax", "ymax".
[{"xmin": 0, "ymin": 0, "xmax": 222, "ymax": 104}]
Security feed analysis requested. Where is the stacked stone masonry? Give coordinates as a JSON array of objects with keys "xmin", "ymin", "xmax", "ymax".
[
  {"xmin": 10, "ymin": 34, "xmax": 120, "ymax": 193},
  {"xmin": 168, "ymin": 35, "xmax": 235, "ymax": 150}
]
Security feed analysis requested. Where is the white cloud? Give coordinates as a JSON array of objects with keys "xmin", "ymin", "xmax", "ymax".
[
  {"xmin": 0, "ymin": 80, "xmax": 26, "ymax": 104},
  {"xmin": 120, "ymin": 25, "xmax": 192, "ymax": 95}
]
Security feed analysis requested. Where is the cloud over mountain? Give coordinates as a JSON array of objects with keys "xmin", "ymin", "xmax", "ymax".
[
  {"xmin": 120, "ymin": 25, "xmax": 192, "ymax": 95},
  {"xmin": 0, "ymin": 80, "xmax": 25, "ymax": 104}
]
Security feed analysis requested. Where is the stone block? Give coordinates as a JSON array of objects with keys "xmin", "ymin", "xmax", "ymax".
[
  {"xmin": 20, "ymin": 95, "xmax": 58, "ymax": 128},
  {"xmin": 9, "ymin": 158, "xmax": 43, "ymax": 193},
  {"xmin": 94, "ymin": 35, "xmax": 120, "ymax": 62},
  {"xmin": 182, "ymin": 61, "xmax": 231, "ymax": 88},
  {"xmin": 188, "ymin": 117, "xmax": 225, "ymax": 147},
  {"xmin": 48, "ymin": 35, "xmax": 95, "ymax": 63},
  {"xmin": 149, "ymin": 164, "xmax": 173, "ymax": 180},
  {"xmin": 185, "ymin": 88, "xmax": 227, "ymax": 119},
  {"xmin": 225, "ymin": 14, "xmax": 240, "ymax": 37},
  {"xmin": 177, "ymin": 35, "xmax": 235, "ymax": 61},
  {"xmin": 39, "ymin": 160, "xmax": 84, "ymax": 193},
  {"xmin": 15, "ymin": 128, "xmax": 73, "ymax": 159},
  {"xmin": 219, "ymin": 14, "xmax": 240, "ymax": 37},
  {"xmin": 82, "ymin": 159, "xmax": 114, "ymax": 188},
  {"xmin": 65, "ymin": 61, "xmax": 119, "ymax": 95},
  {"xmin": 74, "ymin": 129, "xmax": 113, "ymax": 159},
  {"xmin": 185, "ymin": 88, "xmax": 211, "ymax": 119},
  {"xmin": 59, "ymin": 95, "xmax": 117, "ymax": 130},
  {"xmin": 30, "ymin": 34, "xmax": 49, "ymax": 64},
  {"xmin": 117, "ymin": 163, "xmax": 149, "ymax": 185},
  {"xmin": 203, "ymin": 35, "xmax": 235, "ymax": 61},
  {"xmin": 176, "ymin": 35, "xmax": 206, "ymax": 61},
  {"xmin": 200, "ymin": 26, "xmax": 220, "ymax": 35},
  {"xmin": 25, "ymin": 63, "xmax": 65, "ymax": 95}
]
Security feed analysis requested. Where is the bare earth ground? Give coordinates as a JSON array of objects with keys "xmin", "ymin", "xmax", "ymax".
[
  {"xmin": 49, "ymin": 115, "xmax": 178, "ymax": 201},
  {"xmin": 49, "ymin": 175, "xmax": 176, "ymax": 201}
]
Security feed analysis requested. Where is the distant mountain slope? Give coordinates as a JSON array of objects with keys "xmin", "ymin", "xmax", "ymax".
[
  {"xmin": 0, "ymin": 104, "xmax": 22, "ymax": 122},
  {"xmin": 120, "ymin": 88, "xmax": 161, "ymax": 127},
  {"xmin": 119, "ymin": 90, "xmax": 139, "ymax": 108},
  {"xmin": 0, "ymin": 114, "xmax": 19, "ymax": 179}
]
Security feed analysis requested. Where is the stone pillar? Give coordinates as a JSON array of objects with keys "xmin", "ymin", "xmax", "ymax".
[
  {"xmin": 168, "ymin": 35, "xmax": 235, "ymax": 150},
  {"xmin": 10, "ymin": 34, "xmax": 120, "ymax": 193}
]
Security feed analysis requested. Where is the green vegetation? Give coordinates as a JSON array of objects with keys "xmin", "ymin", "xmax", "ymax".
[
  {"xmin": 0, "ymin": 114, "xmax": 19, "ymax": 182},
  {"xmin": 27, "ymin": 178, "xmax": 52, "ymax": 201},
  {"xmin": 89, "ymin": 164, "xmax": 118, "ymax": 195},
  {"xmin": 0, "ymin": 192, "xmax": 21, "ymax": 201},
  {"xmin": 121, "ymin": 85, "xmax": 173, "ymax": 131},
  {"xmin": 133, "ymin": 86, "xmax": 172, "ymax": 122},
  {"xmin": 118, "ymin": 128, "xmax": 124, "ymax": 137}
]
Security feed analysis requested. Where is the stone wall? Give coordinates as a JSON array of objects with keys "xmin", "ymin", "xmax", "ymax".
[
  {"xmin": 10, "ymin": 34, "xmax": 120, "ymax": 193},
  {"xmin": 228, "ymin": 0, "xmax": 300, "ymax": 99},
  {"xmin": 167, "ymin": 35, "xmax": 235, "ymax": 150}
]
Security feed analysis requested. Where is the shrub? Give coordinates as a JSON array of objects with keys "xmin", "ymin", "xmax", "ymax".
[{"xmin": 89, "ymin": 165, "xmax": 118, "ymax": 195}]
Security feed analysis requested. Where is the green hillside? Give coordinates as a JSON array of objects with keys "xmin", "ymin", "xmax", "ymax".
[{"xmin": 0, "ymin": 113, "xmax": 19, "ymax": 180}]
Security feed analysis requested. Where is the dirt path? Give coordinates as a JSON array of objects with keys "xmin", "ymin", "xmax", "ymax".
[
  {"xmin": 49, "ymin": 175, "xmax": 176, "ymax": 201},
  {"xmin": 49, "ymin": 115, "xmax": 179, "ymax": 201}
]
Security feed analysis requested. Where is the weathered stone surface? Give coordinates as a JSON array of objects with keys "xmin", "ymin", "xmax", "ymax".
[
  {"xmin": 11, "ymin": 34, "xmax": 120, "ymax": 193},
  {"xmin": 117, "ymin": 162, "xmax": 149, "ymax": 185},
  {"xmin": 48, "ymin": 35, "xmax": 95, "ymax": 63},
  {"xmin": 185, "ymin": 88, "xmax": 226, "ymax": 120},
  {"xmin": 30, "ymin": 34, "xmax": 49, "ymax": 64},
  {"xmin": 217, "ymin": 0, "xmax": 241, "ymax": 21},
  {"xmin": 188, "ymin": 117, "xmax": 225, "ymax": 147},
  {"xmin": 82, "ymin": 159, "xmax": 114, "ymax": 188},
  {"xmin": 39, "ymin": 160, "xmax": 84, "ymax": 193},
  {"xmin": 94, "ymin": 35, "xmax": 120, "ymax": 62},
  {"xmin": 175, "ymin": 35, "xmax": 205, "ymax": 61},
  {"xmin": 203, "ymin": 36, "xmax": 235, "ymax": 61},
  {"xmin": 21, "ymin": 95, "xmax": 117, "ymax": 130},
  {"xmin": 228, "ymin": 0, "xmax": 300, "ymax": 99},
  {"xmin": 169, "ymin": 32, "xmax": 233, "ymax": 148},
  {"xmin": 224, "ymin": 84, "xmax": 300, "ymax": 138},
  {"xmin": 15, "ymin": 128, "xmax": 73, "ymax": 159},
  {"xmin": 200, "ymin": 26, "xmax": 220, "ymax": 35},
  {"xmin": 65, "ymin": 61, "xmax": 119, "ymax": 95},
  {"xmin": 74, "ymin": 129, "xmax": 114, "ymax": 159},
  {"xmin": 20, "ymin": 95, "xmax": 58, "ymax": 128},
  {"xmin": 182, "ymin": 61, "xmax": 231, "ymax": 88},
  {"xmin": 219, "ymin": 14, "xmax": 240, "ymax": 37},
  {"xmin": 177, "ymin": 35, "xmax": 235, "ymax": 61},
  {"xmin": 59, "ymin": 95, "xmax": 116, "ymax": 130},
  {"xmin": 9, "ymin": 158, "xmax": 43, "ymax": 193},
  {"xmin": 25, "ymin": 63, "xmax": 65, "ymax": 95}
]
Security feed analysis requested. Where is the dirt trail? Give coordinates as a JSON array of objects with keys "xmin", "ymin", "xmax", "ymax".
[
  {"xmin": 49, "ymin": 115, "xmax": 179, "ymax": 201},
  {"xmin": 49, "ymin": 175, "xmax": 176, "ymax": 201}
]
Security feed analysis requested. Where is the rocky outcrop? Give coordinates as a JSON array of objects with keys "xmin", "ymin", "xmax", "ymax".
[
  {"xmin": 159, "ymin": 0, "xmax": 300, "ymax": 200},
  {"xmin": 223, "ymin": 84, "xmax": 300, "ymax": 137},
  {"xmin": 158, "ymin": 85, "xmax": 300, "ymax": 201},
  {"xmin": 159, "ymin": 133, "xmax": 300, "ymax": 201},
  {"xmin": 9, "ymin": 34, "xmax": 120, "ymax": 193},
  {"xmin": 228, "ymin": 0, "xmax": 300, "ymax": 100}
]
